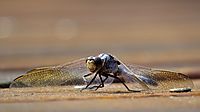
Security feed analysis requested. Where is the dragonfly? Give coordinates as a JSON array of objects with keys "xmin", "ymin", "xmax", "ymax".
[{"xmin": 6, "ymin": 53, "xmax": 194, "ymax": 92}]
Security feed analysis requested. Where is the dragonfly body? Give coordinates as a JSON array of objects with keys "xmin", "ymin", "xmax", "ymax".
[
  {"xmin": 82, "ymin": 53, "xmax": 150, "ymax": 91},
  {"xmin": 5, "ymin": 53, "xmax": 194, "ymax": 92}
]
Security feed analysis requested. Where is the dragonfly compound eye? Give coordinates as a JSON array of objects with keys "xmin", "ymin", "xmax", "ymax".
[{"xmin": 86, "ymin": 59, "xmax": 97, "ymax": 72}]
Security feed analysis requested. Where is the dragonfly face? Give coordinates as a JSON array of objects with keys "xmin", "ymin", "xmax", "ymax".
[{"xmin": 86, "ymin": 56, "xmax": 103, "ymax": 73}]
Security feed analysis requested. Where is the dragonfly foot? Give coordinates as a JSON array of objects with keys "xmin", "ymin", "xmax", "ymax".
[
  {"xmin": 80, "ymin": 85, "xmax": 104, "ymax": 91},
  {"xmin": 88, "ymin": 85, "xmax": 103, "ymax": 90}
]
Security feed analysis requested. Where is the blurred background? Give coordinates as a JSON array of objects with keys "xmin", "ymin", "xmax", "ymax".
[{"xmin": 0, "ymin": 0, "xmax": 200, "ymax": 79}]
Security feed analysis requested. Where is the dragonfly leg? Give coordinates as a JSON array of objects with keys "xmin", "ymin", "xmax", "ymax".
[
  {"xmin": 94, "ymin": 74, "xmax": 108, "ymax": 90},
  {"xmin": 80, "ymin": 73, "xmax": 98, "ymax": 92},
  {"xmin": 82, "ymin": 73, "xmax": 93, "ymax": 84},
  {"xmin": 106, "ymin": 74, "xmax": 141, "ymax": 92},
  {"xmin": 86, "ymin": 75, "xmax": 108, "ymax": 90}
]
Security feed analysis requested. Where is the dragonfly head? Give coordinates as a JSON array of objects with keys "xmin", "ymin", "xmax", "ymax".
[{"xmin": 86, "ymin": 56, "xmax": 103, "ymax": 73}]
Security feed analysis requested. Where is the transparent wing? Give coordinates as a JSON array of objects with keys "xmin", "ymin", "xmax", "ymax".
[
  {"xmin": 118, "ymin": 63, "xmax": 194, "ymax": 91},
  {"xmin": 10, "ymin": 58, "xmax": 114, "ymax": 88},
  {"xmin": 127, "ymin": 64, "xmax": 194, "ymax": 91},
  {"xmin": 10, "ymin": 58, "xmax": 87, "ymax": 87},
  {"xmin": 112, "ymin": 55, "xmax": 194, "ymax": 91}
]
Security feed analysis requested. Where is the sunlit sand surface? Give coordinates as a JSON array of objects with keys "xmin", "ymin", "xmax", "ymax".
[
  {"xmin": 0, "ymin": 81, "xmax": 199, "ymax": 103},
  {"xmin": 0, "ymin": 82, "xmax": 199, "ymax": 112}
]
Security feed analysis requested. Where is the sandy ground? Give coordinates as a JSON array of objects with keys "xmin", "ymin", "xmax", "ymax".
[
  {"xmin": 0, "ymin": 80, "xmax": 200, "ymax": 112},
  {"xmin": 0, "ymin": 97, "xmax": 200, "ymax": 112}
]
